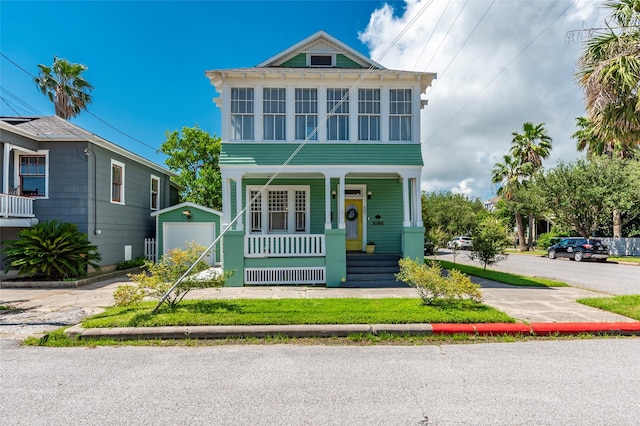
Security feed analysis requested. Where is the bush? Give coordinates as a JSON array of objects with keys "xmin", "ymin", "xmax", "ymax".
[
  {"xmin": 116, "ymin": 242, "xmax": 233, "ymax": 309},
  {"xmin": 2, "ymin": 220, "xmax": 101, "ymax": 280},
  {"xmin": 117, "ymin": 256, "xmax": 146, "ymax": 270},
  {"xmin": 467, "ymin": 217, "xmax": 509, "ymax": 270},
  {"xmin": 396, "ymin": 258, "xmax": 482, "ymax": 305}
]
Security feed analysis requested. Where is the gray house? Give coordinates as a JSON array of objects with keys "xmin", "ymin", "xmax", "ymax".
[{"xmin": 0, "ymin": 116, "xmax": 178, "ymax": 271}]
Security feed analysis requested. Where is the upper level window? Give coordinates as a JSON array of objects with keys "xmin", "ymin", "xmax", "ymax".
[
  {"xmin": 358, "ymin": 88, "xmax": 380, "ymax": 141},
  {"xmin": 389, "ymin": 89, "xmax": 412, "ymax": 141},
  {"xmin": 111, "ymin": 159, "xmax": 125, "ymax": 204},
  {"xmin": 18, "ymin": 153, "xmax": 47, "ymax": 197},
  {"xmin": 231, "ymin": 88, "xmax": 254, "ymax": 141},
  {"xmin": 263, "ymin": 88, "xmax": 286, "ymax": 141},
  {"xmin": 308, "ymin": 54, "xmax": 333, "ymax": 67},
  {"xmin": 327, "ymin": 88, "xmax": 349, "ymax": 141},
  {"xmin": 150, "ymin": 175, "xmax": 160, "ymax": 210},
  {"xmin": 295, "ymin": 88, "xmax": 317, "ymax": 141}
]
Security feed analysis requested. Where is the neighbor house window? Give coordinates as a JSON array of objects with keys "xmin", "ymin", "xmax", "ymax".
[
  {"xmin": 327, "ymin": 88, "xmax": 349, "ymax": 141},
  {"xmin": 150, "ymin": 175, "xmax": 160, "ymax": 210},
  {"xmin": 389, "ymin": 89, "xmax": 412, "ymax": 141},
  {"xmin": 18, "ymin": 153, "xmax": 48, "ymax": 197},
  {"xmin": 263, "ymin": 88, "xmax": 286, "ymax": 141},
  {"xmin": 231, "ymin": 88, "xmax": 254, "ymax": 141},
  {"xmin": 247, "ymin": 186, "xmax": 309, "ymax": 234},
  {"xmin": 358, "ymin": 88, "xmax": 380, "ymax": 141},
  {"xmin": 295, "ymin": 88, "xmax": 317, "ymax": 140},
  {"xmin": 111, "ymin": 159, "xmax": 125, "ymax": 204}
]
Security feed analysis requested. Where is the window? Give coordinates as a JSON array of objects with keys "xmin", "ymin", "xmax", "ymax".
[
  {"xmin": 389, "ymin": 89, "xmax": 412, "ymax": 141},
  {"xmin": 263, "ymin": 88, "xmax": 286, "ymax": 141},
  {"xmin": 18, "ymin": 154, "xmax": 47, "ymax": 197},
  {"xmin": 309, "ymin": 54, "xmax": 333, "ymax": 67},
  {"xmin": 358, "ymin": 89, "xmax": 380, "ymax": 141},
  {"xmin": 247, "ymin": 186, "xmax": 309, "ymax": 234},
  {"xmin": 150, "ymin": 175, "xmax": 160, "ymax": 210},
  {"xmin": 231, "ymin": 88, "xmax": 254, "ymax": 141},
  {"xmin": 111, "ymin": 160, "xmax": 125, "ymax": 204},
  {"xmin": 327, "ymin": 88, "xmax": 349, "ymax": 141},
  {"xmin": 295, "ymin": 88, "xmax": 317, "ymax": 140}
]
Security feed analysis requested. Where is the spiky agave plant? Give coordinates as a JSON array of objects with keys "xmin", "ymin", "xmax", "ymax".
[{"xmin": 2, "ymin": 220, "xmax": 101, "ymax": 280}]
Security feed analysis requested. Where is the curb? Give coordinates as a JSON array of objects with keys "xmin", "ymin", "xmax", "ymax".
[{"xmin": 64, "ymin": 322, "xmax": 640, "ymax": 341}]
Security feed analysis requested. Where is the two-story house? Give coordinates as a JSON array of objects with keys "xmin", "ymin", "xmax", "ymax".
[
  {"xmin": 0, "ymin": 116, "xmax": 178, "ymax": 272},
  {"xmin": 206, "ymin": 31, "xmax": 435, "ymax": 287}
]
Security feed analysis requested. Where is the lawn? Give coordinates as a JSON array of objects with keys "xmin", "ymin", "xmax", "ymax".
[
  {"xmin": 436, "ymin": 260, "xmax": 568, "ymax": 287},
  {"xmin": 577, "ymin": 295, "xmax": 640, "ymax": 321},
  {"xmin": 81, "ymin": 298, "xmax": 515, "ymax": 328}
]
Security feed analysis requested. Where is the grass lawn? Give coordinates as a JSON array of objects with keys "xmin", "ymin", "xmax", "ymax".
[
  {"xmin": 609, "ymin": 256, "xmax": 640, "ymax": 264},
  {"xmin": 81, "ymin": 298, "xmax": 515, "ymax": 328},
  {"xmin": 436, "ymin": 260, "xmax": 568, "ymax": 287},
  {"xmin": 577, "ymin": 295, "xmax": 640, "ymax": 321}
]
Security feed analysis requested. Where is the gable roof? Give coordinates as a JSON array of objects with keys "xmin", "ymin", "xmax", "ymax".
[
  {"xmin": 257, "ymin": 30, "xmax": 385, "ymax": 69},
  {"xmin": 151, "ymin": 201, "xmax": 222, "ymax": 217}
]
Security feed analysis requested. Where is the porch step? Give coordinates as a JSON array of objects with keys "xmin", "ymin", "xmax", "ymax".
[{"xmin": 343, "ymin": 253, "xmax": 409, "ymax": 288}]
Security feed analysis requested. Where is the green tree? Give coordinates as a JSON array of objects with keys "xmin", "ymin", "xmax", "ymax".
[
  {"xmin": 576, "ymin": 0, "xmax": 640, "ymax": 151},
  {"xmin": 467, "ymin": 216, "xmax": 510, "ymax": 270},
  {"xmin": 35, "ymin": 57, "xmax": 93, "ymax": 119},
  {"xmin": 491, "ymin": 154, "xmax": 527, "ymax": 250},
  {"xmin": 421, "ymin": 191, "xmax": 486, "ymax": 247},
  {"xmin": 160, "ymin": 125, "xmax": 222, "ymax": 210},
  {"xmin": 2, "ymin": 220, "xmax": 101, "ymax": 280}
]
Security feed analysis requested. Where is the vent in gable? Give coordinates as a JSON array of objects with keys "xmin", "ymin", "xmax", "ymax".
[{"xmin": 309, "ymin": 55, "xmax": 333, "ymax": 67}]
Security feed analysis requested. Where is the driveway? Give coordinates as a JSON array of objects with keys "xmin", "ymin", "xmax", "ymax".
[{"xmin": 435, "ymin": 250, "xmax": 640, "ymax": 295}]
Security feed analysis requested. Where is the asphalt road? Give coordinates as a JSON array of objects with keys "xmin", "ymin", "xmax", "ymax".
[
  {"xmin": 1, "ymin": 340, "xmax": 639, "ymax": 425},
  {"xmin": 436, "ymin": 251, "xmax": 640, "ymax": 295}
]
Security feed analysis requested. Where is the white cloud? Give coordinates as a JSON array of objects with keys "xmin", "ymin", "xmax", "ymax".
[{"xmin": 359, "ymin": 0, "xmax": 601, "ymax": 201}]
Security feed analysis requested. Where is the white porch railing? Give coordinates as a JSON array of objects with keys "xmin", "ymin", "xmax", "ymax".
[
  {"xmin": 245, "ymin": 267, "xmax": 326, "ymax": 285},
  {"xmin": 245, "ymin": 234, "xmax": 325, "ymax": 257},
  {"xmin": 0, "ymin": 193, "xmax": 35, "ymax": 218}
]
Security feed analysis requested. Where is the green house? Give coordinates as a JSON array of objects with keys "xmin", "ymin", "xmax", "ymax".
[{"xmin": 205, "ymin": 31, "xmax": 436, "ymax": 287}]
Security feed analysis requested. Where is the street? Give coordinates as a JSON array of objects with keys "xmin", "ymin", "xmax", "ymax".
[{"xmin": 1, "ymin": 340, "xmax": 639, "ymax": 425}]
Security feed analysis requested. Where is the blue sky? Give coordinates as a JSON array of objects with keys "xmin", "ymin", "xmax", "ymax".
[{"xmin": 1, "ymin": 1, "xmax": 605, "ymax": 200}]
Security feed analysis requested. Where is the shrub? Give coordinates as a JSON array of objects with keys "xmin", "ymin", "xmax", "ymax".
[
  {"xmin": 467, "ymin": 217, "xmax": 509, "ymax": 270},
  {"xmin": 116, "ymin": 242, "xmax": 233, "ymax": 309},
  {"xmin": 396, "ymin": 258, "xmax": 482, "ymax": 305},
  {"xmin": 2, "ymin": 220, "xmax": 101, "ymax": 280},
  {"xmin": 117, "ymin": 256, "xmax": 146, "ymax": 270}
]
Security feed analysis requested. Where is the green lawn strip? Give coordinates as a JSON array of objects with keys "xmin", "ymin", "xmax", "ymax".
[
  {"xmin": 609, "ymin": 256, "xmax": 640, "ymax": 264},
  {"xmin": 80, "ymin": 298, "xmax": 514, "ymax": 328},
  {"xmin": 577, "ymin": 295, "xmax": 640, "ymax": 321},
  {"xmin": 436, "ymin": 260, "xmax": 567, "ymax": 287}
]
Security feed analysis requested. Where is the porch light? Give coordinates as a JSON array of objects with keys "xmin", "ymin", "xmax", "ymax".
[
  {"xmin": 367, "ymin": 191, "xmax": 372, "ymax": 200},
  {"xmin": 182, "ymin": 210, "xmax": 192, "ymax": 221},
  {"xmin": 331, "ymin": 191, "xmax": 336, "ymax": 199}
]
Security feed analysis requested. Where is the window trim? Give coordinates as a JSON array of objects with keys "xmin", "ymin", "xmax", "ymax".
[
  {"xmin": 358, "ymin": 88, "xmax": 381, "ymax": 141},
  {"xmin": 111, "ymin": 159, "xmax": 125, "ymax": 205},
  {"xmin": 246, "ymin": 185, "xmax": 310, "ymax": 234},
  {"xmin": 150, "ymin": 175, "xmax": 160, "ymax": 210},
  {"xmin": 15, "ymin": 149, "xmax": 49, "ymax": 198},
  {"xmin": 389, "ymin": 88, "xmax": 412, "ymax": 141},
  {"xmin": 307, "ymin": 54, "xmax": 335, "ymax": 67},
  {"xmin": 230, "ymin": 87, "xmax": 255, "ymax": 141},
  {"xmin": 295, "ymin": 88, "xmax": 318, "ymax": 141}
]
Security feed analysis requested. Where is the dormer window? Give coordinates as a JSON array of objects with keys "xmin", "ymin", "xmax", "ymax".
[{"xmin": 308, "ymin": 54, "xmax": 334, "ymax": 67}]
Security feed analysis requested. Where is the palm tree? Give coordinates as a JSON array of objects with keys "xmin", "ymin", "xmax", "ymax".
[
  {"xmin": 34, "ymin": 56, "xmax": 93, "ymax": 119},
  {"xmin": 491, "ymin": 154, "xmax": 527, "ymax": 251},
  {"xmin": 509, "ymin": 122, "xmax": 552, "ymax": 249},
  {"xmin": 576, "ymin": 0, "xmax": 640, "ymax": 152},
  {"xmin": 573, "ymin": 116, "xmax": 638, "ymax": 159}
]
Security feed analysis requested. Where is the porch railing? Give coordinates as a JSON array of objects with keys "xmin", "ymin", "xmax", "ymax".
[
  {"xmin": 0, "ymin": 193, "xmax": 35, "ymax": 218},
  {"xmin": 245, "ymin": 234, "xmax": 325, "ymax": 257}
]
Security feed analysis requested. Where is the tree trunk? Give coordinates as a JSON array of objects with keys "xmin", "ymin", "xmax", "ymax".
[
  {"xmin": 527, "ymin": 213, "xmax": 535, "ymax": 250},
  {"xmin": 515, "ymin": 212, "xmax": 527, "ymax": 251},
  {"xmin": 613, "ymin": 209, "xmax": 622, "ymax": 238}
]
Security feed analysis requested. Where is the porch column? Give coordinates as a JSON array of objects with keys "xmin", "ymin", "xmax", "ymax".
[
  {"xmin": 2, "ymin": 143, "xmax": 11, "ymax": 194},
  {"xmin": 324, "ymin": 173, "xmax": 332, "ymax": 229},
  {"xmin": 221, "ymin": 171, "xmax": 231, "ymax": 230},
  {"xmin": 402, "ymin": 175, "xmax": 410, "ymax": 227},
  {"xmin": 412, "ymin": 176, "xmax": 423, "ymax": 227},
  {"xmin": 235, "ymin": 176, "xmax": 244, "ymax": 231},
  {"xmin": 338, "ymin": 175, "xmax": 345, "ymax": 229}
]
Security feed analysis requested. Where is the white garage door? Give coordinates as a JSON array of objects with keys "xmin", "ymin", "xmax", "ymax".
[{"xmin": 163, "ymin": 222, "xmax": 216, "ymax": 266}]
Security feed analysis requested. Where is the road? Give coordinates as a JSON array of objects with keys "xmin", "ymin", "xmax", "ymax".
[
  {"xmin": 1, "ymin": 340, "xmax": 639, "ymax": 425},
  {"xmin": 436, "ymin": 250, "xmax": 640, "ymax": 295}
]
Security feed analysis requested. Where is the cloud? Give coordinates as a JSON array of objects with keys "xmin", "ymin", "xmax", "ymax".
[{"xmin": 359, "ymin": 0, "xmax": 601, "ymax": 201}]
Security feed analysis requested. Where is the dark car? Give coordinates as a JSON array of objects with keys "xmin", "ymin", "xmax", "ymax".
[{"xmin": 547, "ymin": 238, "xmax": 609, "ymax": 262}]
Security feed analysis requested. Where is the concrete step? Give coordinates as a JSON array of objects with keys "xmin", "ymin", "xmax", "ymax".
[
  {"xmin": 347, "ymin": 273, "xmax": 398, "ymax": 282},
  {"xmin": 347, "ymin": 266, "xmax": 400, "ymax": 274}
]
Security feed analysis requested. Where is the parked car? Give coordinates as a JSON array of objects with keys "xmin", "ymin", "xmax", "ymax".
[
  {"xmin": 424, "ymin": 240, "xmax": 435, "ymax": 255},
  {"xmin": 547, "ymin": 238, "xmax": 609, "ymax": 262},
  {"xmin": 447, "ymin": 236, "xmax": 473, "ymax": 250}
]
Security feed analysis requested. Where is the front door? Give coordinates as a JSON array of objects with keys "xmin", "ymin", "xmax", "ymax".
[{"xmin": 345, "ymin": 198, "xmax": 363, "ymax": 251}]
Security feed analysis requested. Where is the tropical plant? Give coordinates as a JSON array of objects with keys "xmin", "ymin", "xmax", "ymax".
[
  {"xmin": 467, "ymin": 217, "xmax": 510, "ymax": 270},
  {"xmin": 491, "ymin": 154, "xmax": 527, "ymax": 250},
  {"xmin": 34, "ymin": 56, "xmax": 93, "ymax": 119},
  {"xmin": 2, "ymin": 220, "xmax": 101, "ymax": 280}
]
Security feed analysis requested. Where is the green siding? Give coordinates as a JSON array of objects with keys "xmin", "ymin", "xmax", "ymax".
[
  {"xmin": 276, "ymin": 53, "xmax": 365, "ymax": 69},
  {"xmin": 335, "ymin": 54, "xmax": 364, "ymax": 68},
  {"xmin": 156, "ymin": 206, "xmax": 222, "ymax": 263},
  {"xmin": 279, "ymin": 54, "xmax": 307, "ymax": 67},
  {"xmin": 221, "ymin": 143, "xmax": 423, "ymax": 166}
]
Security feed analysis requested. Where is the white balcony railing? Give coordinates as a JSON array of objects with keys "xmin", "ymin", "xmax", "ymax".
[
  {"xmin": 0, "ymin": 193, "xmax": 35, "ymax": 218},
  {"xmin": 245, "ymin": 234, "xmax": 325, "ymax": 257}
]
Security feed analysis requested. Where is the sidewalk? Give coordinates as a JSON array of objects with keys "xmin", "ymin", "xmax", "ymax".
[{"xmin": 2, "ymin": 274, "xmax": 639, "ymax": 340}]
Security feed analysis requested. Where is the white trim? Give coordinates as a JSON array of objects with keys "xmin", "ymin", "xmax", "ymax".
[
  {"xmin": 244, "ymin": 266, "xmax": 325, "ymax": 285},
  {"xmin": 246, "ymin": 185, "xmax": 310, "ymax": 235},
  {"xmin": 151, "ymin": 201, "xmax": 222, "ymax": 217},
  {"xmin": 110, "ymin": 159, "xmax": 125, "ymax": 205},
  {"xmin": 150, "ymin": 174, "xmax": 160, "ymax": 211},
  {"xmin": 13, "ymin": 149, "xmax": 49, "ymax": 199}
]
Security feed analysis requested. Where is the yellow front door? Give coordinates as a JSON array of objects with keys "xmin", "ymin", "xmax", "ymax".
[{"xmin": 345, "ymin": 199, "xmax": 363, "ymax": 251}]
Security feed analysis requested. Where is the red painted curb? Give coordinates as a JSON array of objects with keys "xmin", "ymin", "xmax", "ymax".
[
  {"xmin": 473, "ymin": 323, "xmax": 532, "ymax": 335},
  {"xmin": 530, "ymin": 322, "xmax": 640, "ymax": 335}
]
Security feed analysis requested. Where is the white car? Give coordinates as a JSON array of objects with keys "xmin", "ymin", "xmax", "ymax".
[{"xmin": 447, "ymin": 236, "xmax": 473, "ymax": 250}]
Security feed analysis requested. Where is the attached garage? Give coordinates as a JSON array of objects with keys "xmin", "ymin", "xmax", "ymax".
[{"xmin": 151, "ymin": 202, "xmax": 222, "ymax": 266}]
